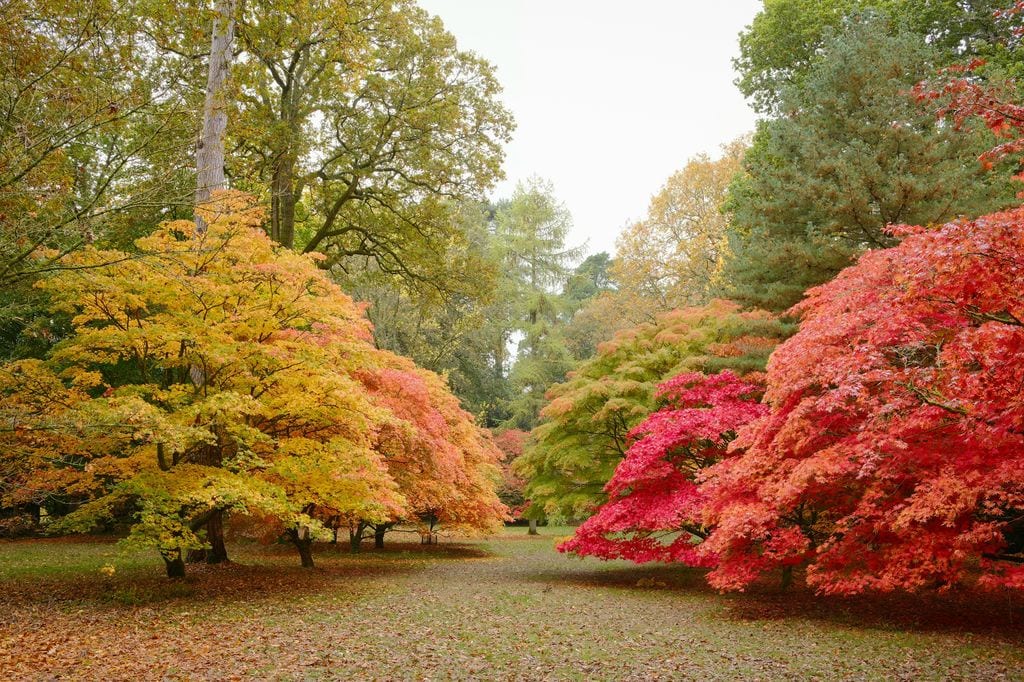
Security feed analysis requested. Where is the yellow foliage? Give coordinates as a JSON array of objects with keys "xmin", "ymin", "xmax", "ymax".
[{"xmin": 3, "ymin": 194, "xmax": 504, "ymax": 558}]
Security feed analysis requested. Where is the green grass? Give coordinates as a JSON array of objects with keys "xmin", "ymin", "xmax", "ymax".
[{"xmin": 1, "ymin": 528, "xmax": 1022, "ymax": 680}]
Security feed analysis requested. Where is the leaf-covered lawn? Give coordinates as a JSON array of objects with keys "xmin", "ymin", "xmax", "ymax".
[{"xmin": 1, "ymin": 529, "xmax": 1022, "ymax": 680}]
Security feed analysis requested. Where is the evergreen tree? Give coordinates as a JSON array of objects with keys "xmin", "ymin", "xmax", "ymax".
[
  {"xmin": 720, "ymin": 15, "xmax": 1017, "ymax": 312},
  {"xmin": 497, "ymin": 179, "xmax": 582, "ymax": 430},
  {"xmin": 736, "ymin": 0, "xmax": 1023, "ymax": 115}
]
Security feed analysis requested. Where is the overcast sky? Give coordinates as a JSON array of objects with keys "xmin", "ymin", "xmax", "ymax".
[{"xmin": 417, "ymin": 0, "xmax": 762, "ymax": 257}]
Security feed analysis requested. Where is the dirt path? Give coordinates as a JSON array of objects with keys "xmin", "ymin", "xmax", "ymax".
[{"xmin": 1, "ymin": 531, "xmax": 1023, "ymax": 680}]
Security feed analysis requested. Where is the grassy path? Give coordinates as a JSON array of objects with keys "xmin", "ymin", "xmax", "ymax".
[{"xmin": 1, "ymin": 528, "xmax": 1022, "ymax": 680}]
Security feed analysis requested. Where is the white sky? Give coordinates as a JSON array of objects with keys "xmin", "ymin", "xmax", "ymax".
[{"xmin": 417, "ymin": 0, "xmax": 762, "ymax": 257}]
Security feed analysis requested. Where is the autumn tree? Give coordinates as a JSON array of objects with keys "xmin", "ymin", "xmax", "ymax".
[
  {"xmin": 926, "ymin": 74, "xmax": 1024, "ymax": 187},
  {"xmin": 701, "ymin": 206, "xmax": 1024, "ymax": 594},
  {"xmin": 228, "ymin": 0, "xmax": 513, "ymax": 293},
  {"xmin": 515, "ymin": 300, "xmax": 792, "ymax": 522},
  {"xmin": 350, "ymin": 361, "xmax": 506, "ymax": 551},
  {"xmin": 351, "ymin": 201, "xmax": 508, "ymax": 423},
  {"xmin": 559, "ymin": 371, "xmax": 768, "ymax": 564},
  {"xmin": 612, "ymin": 139, "xmax": 746, "ymax": 322},
  {"xmin": 0, "ymin": 0, "xmax": 197, "ymax": 329},
  {"xmin": 720, "ymin": 15, "xmax": 1017, "ymax": 312},
  {"xmin": 492, "ymin": 429, "xmax": 529, "ymax": 522},
  {"xmin": 915, "ymin": 1, "xmax": 1024, "ymax": 191},
  {"xmin": 0, "ymin": 196, "xmax": 412, "ymax": 575},
  {"xmin": 561, "ymin": 140, "xmax": 748, "ymax": 357}
]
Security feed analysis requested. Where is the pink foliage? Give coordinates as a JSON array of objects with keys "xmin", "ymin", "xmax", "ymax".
[
  {"xmin": 559, "ymin": 371, "xmax": 766, "ymax": 565},
  {"xmin": 356, "ymin": 364, "xmax": 507, "ymax": 531}
]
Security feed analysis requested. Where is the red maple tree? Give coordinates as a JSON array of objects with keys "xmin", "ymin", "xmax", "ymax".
[
  {"xmin": 700, "ymin": 206, "xmax": 1024, "ymax": 594},
  {"xmin": 559, "ymin": 371, "xmax": 766, "ymax": 565}
]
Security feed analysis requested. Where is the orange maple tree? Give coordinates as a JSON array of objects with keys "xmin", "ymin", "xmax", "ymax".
[
  {"xmin": 0, "ymin": 194, "xmax": 503, "ymax": 574},
  {"xmin": 351, "ymin": 361, "xmax": 507, "ymax": 550}
]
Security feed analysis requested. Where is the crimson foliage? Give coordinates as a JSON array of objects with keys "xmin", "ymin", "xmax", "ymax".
[
  {"xmin": 702, "ymin": 207, "xmax": 1024, "ymax": 594},
  {"xmin": 559, "ymin": 371, "xmax": 765, "ymax": 565}
]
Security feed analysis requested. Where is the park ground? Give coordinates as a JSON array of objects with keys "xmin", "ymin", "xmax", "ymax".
[{"xmin": 1, "ymin": 528, "xmax": 1022, "ymax": 681}]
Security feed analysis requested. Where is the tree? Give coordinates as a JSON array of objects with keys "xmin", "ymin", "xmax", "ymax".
[
  {"xmin": 194, "ymin": 0, "xmax": 238, "ymax": 230},
  {"xmin": 0, "ymin": 195, "xmax": 407, "ymax": 575},
  {"xmin": 736, "ymin": 0, "xmax": 1023, "ymax": 114},
  {"xmin": 514, "ymin": 300, "xmax": 792, "ymax": 521},
  {"xmin": 229, "ymin": 0, "xmax": 513, "ymax": 295},
  {"xmin": 914, "ymin": 0, "xmax": 1024, "ymax": 192},
  {"xmin": 701, "ymin": 206, "xmax": 1024, "ymax": 594},
  {"xmin": 563, "ymin": 253, "xmax": 613, "ymax": 310},
  {"xmin": 492, "ymin": 429, "xmax": 529, "ymax": 523},
  {"xmin": 350, "ymin": 360, "xmax": 507, "ymax": 551},
  {"xmin": 559, "ymin": 371, "xmax": 768, "ymax": 564},
  {"xmin": 350, "ymin": 201, "xmax": 508, "ymax": 423},
  {"xmin": 720, "ymin": 16, "xmax": 1017, "ymax": 312},
  {"xmin": 498, "ymin": 179, "xmax": 582, "ymax": 430},
  {"xmin": 612, "ymin": 139, "xmax": 746, "ymax": 320},
  {"xmin": 928, "ymin": 74, "xmax": 1024, "ymax": 188},
  {"xmin": 0, "ymin": 0, "xmax": 197, "ymax": 323}
]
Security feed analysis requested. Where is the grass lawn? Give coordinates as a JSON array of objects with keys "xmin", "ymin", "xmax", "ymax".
[{"xmin": 1, "ymin": 527, "xmax": 1022, "ymax": 680}]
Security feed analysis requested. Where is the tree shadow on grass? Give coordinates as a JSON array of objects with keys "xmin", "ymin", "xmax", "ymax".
[
  {"xmin": 0, "ymin": 540, "xmax": 472, "ymax": 611},
  {"xmin": 524, "ymin": 561, "xmax": 708, "ymax": 591},
  {"xmin": 309, "ymin": 540, "xmax": 493, "ymax": 561},
  {"xmin": 523, "ymin": 560, "xmax": 1024, "ymax": 638},
  {"xmin": 718, "ymin": 580, "xmax": 1024, "ymax": 639}
]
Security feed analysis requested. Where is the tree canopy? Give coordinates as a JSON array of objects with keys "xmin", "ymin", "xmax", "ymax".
[
  {"xmin": 514, "ymin": 300, "xmax": 792, "ymax": 521},
  {"xmin": 559, "ymin": 370, "xmax": 768, "ymax": 565},
  {"xmin": 0, "ymin": 195, "xmax": 505, "ymax": 574},
  {"xmin": 703, "ymin": 206, "xmax": 1024, "ymax": 594},
  {"xmin": 721, "ymin": 15, "xmax": 1016, "ymax": 312},
  {"xmin": 736, "ymin": 0, "xmax": 1023, "ymax": 114},
  {"xmin": 612, "ymin": 138, "xmax": 746, "ymax": 321}
]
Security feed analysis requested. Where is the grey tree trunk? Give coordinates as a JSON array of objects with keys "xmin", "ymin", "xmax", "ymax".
[
  {"xmin": 528, "ymin": 519, "xmax": 538, "ymax": 535},
  {"xmin": 195, "ymin": 0, "xmax": 237, "ymax": 232}
]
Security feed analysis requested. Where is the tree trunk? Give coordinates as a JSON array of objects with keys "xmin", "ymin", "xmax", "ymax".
[
  {"xmin": 271, "ymin": 154, "xmax": 297, "ymax": 248},
  {"xmin": 163, "ymin": 551, "xmax": 186, "ymax": 578},
  {"xmin": 374, "ymin": 525, "xmax": 386, "ymax": 549},
  {"xmin": 195, "ymin": 0, "xmax": 237, "ymax": 231},
  {"xmin": 528, "ymin": 519, "xmax": 538, "ymax": 535},
  {"xmin": 781, "ymin": 565, "xmax": 794, "ymax": 591},
  {"xmin": 288, "ymin": 528, "xmax": 315, "ymax": 569},
  {"xmin": 206, "ymin": 509, "xmax": 228, "ymax": 564},
  {"xmin": 185, "ymin": 509, "xmax": 229, "ymax": 564},
  {"xmin": 349, "ymin": 523, "xmax": 366, "ymax": 554}
]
